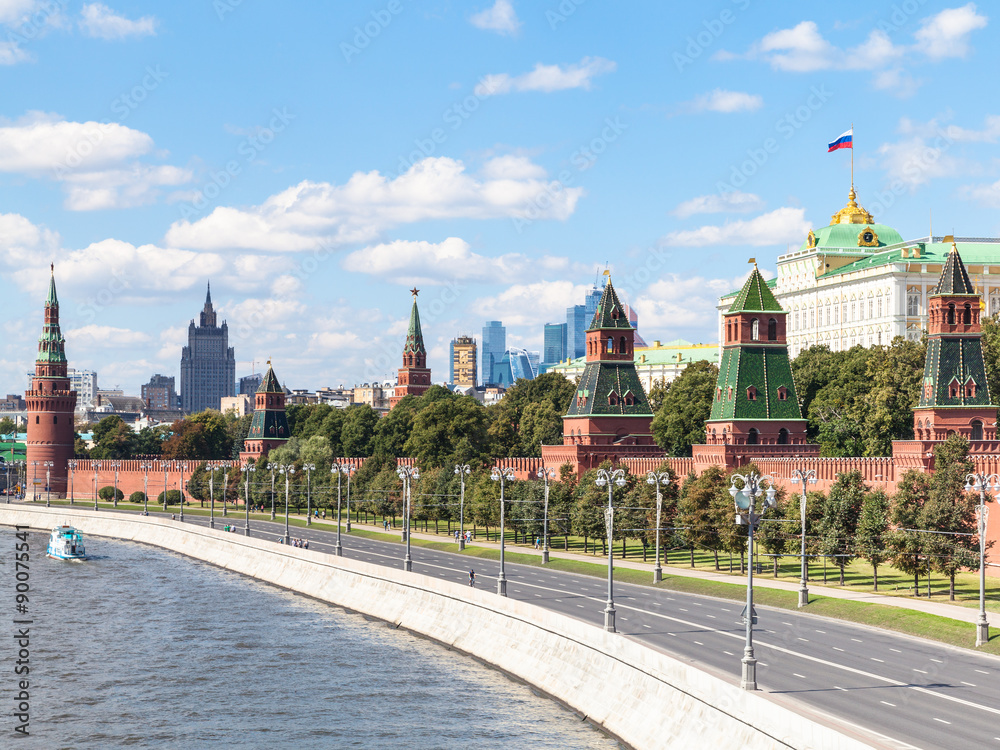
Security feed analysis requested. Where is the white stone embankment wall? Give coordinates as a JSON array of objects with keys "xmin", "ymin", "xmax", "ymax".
[{"xmin": 1, "ymin": 507, "xmax": 876, "ymax": 750}]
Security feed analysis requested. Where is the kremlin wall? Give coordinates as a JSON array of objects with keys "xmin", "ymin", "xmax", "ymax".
[{"xmin": 23, "ymin": 189, "xmax": 1000, "ymax": 573}]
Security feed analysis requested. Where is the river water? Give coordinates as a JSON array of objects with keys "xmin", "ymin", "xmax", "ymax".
[{"xmin": 0, "ymin": 528, "xmax": 622, "ymax": 749}]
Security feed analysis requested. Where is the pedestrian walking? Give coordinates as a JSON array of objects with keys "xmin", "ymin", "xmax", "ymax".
[{"xmin": 469, "ymin": 569, "xmax": 476, "ymax": 587}]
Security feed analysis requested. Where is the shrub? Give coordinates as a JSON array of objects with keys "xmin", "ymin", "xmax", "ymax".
[
  {"xmin": 98, "ymin": 485, "xmax": 124, "ymax": 501},
  {"xmin": 129, "ymin": 491, "xmax": 147, "ymax": 504},
  {"xmin": 156, "ymin": 489, "xmax": 183, "ymax": 505}
]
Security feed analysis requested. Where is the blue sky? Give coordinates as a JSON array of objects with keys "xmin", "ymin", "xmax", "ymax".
[{"xmin": 2, "ymin": 1, "xmax": 999, "ymax": 395}]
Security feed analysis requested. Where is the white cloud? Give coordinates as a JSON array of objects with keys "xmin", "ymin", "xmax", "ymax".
[
  {"xmin": 632, "ymin": 275, "xmax": 738, "ymax": 331},
  {"xmin": 0, "ymin": 40, "xmax": 29, "ymax": 65},
  {"xmin": 474, "ymin": 56, "xmax": 616, "ymax": 96},
  {"xmin": 878, "ymin": 115, "xmax": 1000, "ymax": 189},
  {"xmin": 470, "ymin": 0, "xmax": 520, "ymax": 35},
  {"xmin": 66, "ymin": 324, "xmax": 151, "ymax": 348},
  {"xmin": 661, "ymin": 208, "xmax": 810, "ymax": 247},
  {"xmin": 165, "ymin": 156, "xmax": 583, "ymax": 252},
  {"xmin": 961, "ymin": 179, "xmax": 1000, "ymax": 207},
  {"xmin": 915, "ymin": 3, "xmax": 987, "ymax": 59},
  {"xmin": 342, "ymin": 237, "xmax": 576, "ymax": 286},
  {"xmin": 79, "ymin": 3, "xmax": 156, "ymax": 40},
  {"xmin": 683, "ymin": 89, "xmax": 762, "ymax": 114},
  {"xmin": 480, "ymin": 154, "xmax": 547, "ymax": 180},
  {"xmin": 672, "ymin": 191, "xmax": 765, "ymax": 218},
  {"xmin": 0, "ymin": 112, "xmax": 190, "ymax": 209}
]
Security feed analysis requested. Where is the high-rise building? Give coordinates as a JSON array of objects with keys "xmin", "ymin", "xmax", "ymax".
[
  {"xmin": 239, "ymin": 373, "xmax": 263, "ymax": 395},
  {"xmin": 25, "ymin": 267, "xmax": 77, "ymax": 497},
  {"xmin": 449, "ymin": 335, "xmax": 477, "ymax": 388},
  {"xmin": 481, "ymin": 320, "xmax": 506, "ymax": 385},
  {"xmin": 67, "ymin": 369, "xmax": 97, "ymax": 407},
  {"xmin": 142, "ymin": 374, "xmax": 177, "ymax": 410},
  {"xmin": 492, "ymin": 348, "xmax": 536, "ymax": 386},
  {"xmin": 390, "ymin": 290, "xmax": 431, "ymax": 409},
  {"xmin": 180, "ymin": 283, "xmax": 236, "ymax": 413},
  {"xmin": 543, "ymin": 323, "xmax": 567, "ymax": 366},
  {"xmin": 624, "ymin": 304, "xmax": 648, "ymax": 347},
  {"xmin": 566, "ymin": 284, "xmax": 604, "ymax": 358}
]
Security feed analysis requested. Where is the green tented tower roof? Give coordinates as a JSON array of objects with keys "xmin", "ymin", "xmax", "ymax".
[
  {"xmin": 727, "ymin": 266, "xmax": 783, "ymax": 314},
  {"xmin": 932, "ymin": 244, "xmax": 975, "ymax": 296},
  {"xmin": 257, "ymin": 364, "xmax": 282, "ymax": 393},
  {"xmin": 404, "ymin": 298, "xmax": 426, "ymax": 354},
  {"xmin": 588, "ymin": 277, "xmax": 633, "ymax": 331}
]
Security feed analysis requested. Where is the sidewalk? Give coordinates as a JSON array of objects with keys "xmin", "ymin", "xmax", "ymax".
[{"xmin": 308, "ymin": 513, "xmax": 998, "ymax": 629}]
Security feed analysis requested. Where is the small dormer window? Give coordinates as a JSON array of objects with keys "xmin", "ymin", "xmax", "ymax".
[
  {"xmin": 746, "ymin": 386, "xmax": 758, "ymax": 401},
  {"xmin": 608, "ymin": 391, "xmax": 619, "ymax": 406},
  {"xmin": 623, "ymin": 390, "xmax": 636, "ymax": 407},
  {"xmin": 777, "ymin": 386, "xmax": 789, "ymax": 401},
  {"xmin": 966, "ymin": 378, "xmax": 977, "ymax": 398},
  {"xmin": 611, "ymin": 307, "xmax": 620, "ymax": 320},
  {"xmin": 717, "ymin": 387, "xmax": 722, "ymax": 401},
  {"xmin": 727, "ymin": 386, "xmax": 733, "ymax": 401},
  {"xmin": 949, "ymin": 378, "xmax": 960, "ymax": 399}
]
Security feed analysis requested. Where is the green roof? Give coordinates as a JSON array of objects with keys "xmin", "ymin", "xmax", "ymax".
[
  {"xmin": 257, "ymin": 364, "xmax": 282, "ymax": 393},
  {"xmin": 933, "ymin": 246, "xmax": 975, "ymax": 296},
  {"xmin": 709, "ymin": 346, "xmax": 804, "ymax": 422},
  {"xmin": 799, "ymin": 222, "xmax": 903, "ymax": 252},
  {"xmin": 404, "ymin": 298, "xmax": 425, "ymax": 354},
  {"xmin": 918, "ymin": 338, "xmax": 992, "ymax": 409},
  {"xmin": 564, "ymin": 361, "xmax": 654, "ymax": 418},
  {"xmin": 588, "ymin": 278, "xmax": 632, "ymax": 331},
  {"xmin": 36, "ymin": 271, "xmax": 67, "ymax": 364},
  {"xmin": 721, "ymin": 276, "xmax": 776, "ymax": 302},
  {"xmin": 811, "ymin": 240, "xmax": 1000, "ymax": 282},
  {"xmin": 728, "ymin": 267, "xmax": 783, "ymax": 313}
]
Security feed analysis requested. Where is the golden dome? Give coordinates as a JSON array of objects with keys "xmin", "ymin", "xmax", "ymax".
[{"xmin": 829, "ymin": 186, "xmax": 874, "ymax": 225}]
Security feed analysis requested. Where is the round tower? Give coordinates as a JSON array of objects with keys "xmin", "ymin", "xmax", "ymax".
[{"xmin": 25, "ymin": 266, "xmax": 78, "ymax": 498}]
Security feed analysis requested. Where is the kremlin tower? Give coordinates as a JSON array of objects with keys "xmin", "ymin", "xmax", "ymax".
[
  {"xmin": 240, "ymin": 361, "xmax": 290, "ymax": 463},
  {"xmin": 390, "ymin": 289, "xmax": 431, "ymax": 409},
  {"xmin": 25, "ymin": 266, "xmax": 77, "ymax": 497}
]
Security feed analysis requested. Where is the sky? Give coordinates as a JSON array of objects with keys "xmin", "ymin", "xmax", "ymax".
[{"xmin": 2, "ymin": 0, "xmax": 1000, "ymax": 395}]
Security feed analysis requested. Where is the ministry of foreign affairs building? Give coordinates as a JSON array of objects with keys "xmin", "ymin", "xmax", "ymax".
[{"xmin": 180, "ymin": 283, "xmax": 236, "ymax": 414}]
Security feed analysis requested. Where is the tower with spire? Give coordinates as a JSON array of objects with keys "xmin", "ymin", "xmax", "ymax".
[
  {"xmin": 911, "ymin": 244, "xmax": 995, "ymax": 442},
  {"xmin": 240, "ymin": 360, "xmax": 290, "ymax": 462},
  {"xmin": 541, "ymin": 275, "xmax": 660, "ymax": 474},
  {"xmin": 180, "ymin": 282, "xmax": 236, "ymax": 413},
  {"xmin": 695, "ymin": 262, "xmax": 817, "ymax": 472},
  {"xmin": 25, "ymin": 266, "xmax": 78, "ymax": 497},
  {"xmin": 390, "ymin": 289, "xmax": 431, "ymax": 409}
]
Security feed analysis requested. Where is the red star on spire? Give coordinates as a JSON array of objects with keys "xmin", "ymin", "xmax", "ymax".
[{"xmin": 410, "ymin": 287, "xmax": 420, "ymax": 297}]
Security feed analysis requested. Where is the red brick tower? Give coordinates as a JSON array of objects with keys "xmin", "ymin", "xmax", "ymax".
[
  {"xmin": 25, "ymin": 266, "xmax": 77, "ymax": 497},
  {"xmin": 240, "ymin": 361, "xmax": 290, "ymax": 463},
  {"xmin": 390, "ymin": 288, "xmax": 431, "ymax": 409}
]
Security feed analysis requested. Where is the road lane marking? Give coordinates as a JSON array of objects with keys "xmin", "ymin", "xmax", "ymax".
[
  {"xmin": 933, "ymin": 718, "xmax": 951, "ymax": 725},
  {"xmin": 851, "ymin": 638, "xmax": 863, "ymax": 643},
  {"xmin": 871, "ymin": 658, "xmax": 884, "ymax": 663},
  {"xmin": 793, "ymin": 673, "xmax": 806, "ymax": 679},
  {"xmin": 913, "ymin": 669, "xmax": 927, "ymax": 674},
  {"xmin": 962, "ymin": 681, "xmax": 977, "ymax": 687},
  {"xmin": 889, "ymin": 648, "xmax": 901, "ymax": 653},
  {"xmin": 833, "ymin": 647, "xmax": 845, "ymax": 652},
  {"xmin": 976, "ymin": 669, "xmax": 990, "ymax": 674},
  {"xmin": 881, "ymin": 701, "xmax": 896, "ymax": 707}
]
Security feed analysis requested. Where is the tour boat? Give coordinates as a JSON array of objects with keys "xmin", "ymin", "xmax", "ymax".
[{"xmin": 46, "ymin": 526, "xmax": 86, "ymax": 561}]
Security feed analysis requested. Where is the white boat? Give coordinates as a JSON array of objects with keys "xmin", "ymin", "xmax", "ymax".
[{"xmin": 46, "ymin": 526, "xmax": 86, "ymax": 561}]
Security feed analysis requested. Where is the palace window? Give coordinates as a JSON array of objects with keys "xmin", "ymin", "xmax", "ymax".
[
  {"xmin": 794, "ymin": 311, "xmax": 799, "ymax": 331},
  {"xmin": 851, "ymin": 302, "xmax": 856, "ymax": 322},
  {"xmin": 991, "ymin": 294, "xmax": 1000, "ymax": 317},
  {"xmin": 878, "ymin": 298, "xmax": 884, "ymax": 318},
  {"xmin": 620, "ymin": 336, "xmax": 627, "ymax": 354},
  {"xmin": 869, "ymin": 299, "xmax": 874, "ymax": 318}
]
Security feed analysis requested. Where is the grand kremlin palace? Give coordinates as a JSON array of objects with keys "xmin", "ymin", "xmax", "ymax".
[{"xmin": 718, "ymin": 188, "xmax": 1000, "ymax": 355}]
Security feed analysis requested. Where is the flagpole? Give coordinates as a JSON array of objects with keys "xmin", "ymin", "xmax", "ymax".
[{"xmin": 851, "ymin": 122, "xmax": 854, "ymax": 190}]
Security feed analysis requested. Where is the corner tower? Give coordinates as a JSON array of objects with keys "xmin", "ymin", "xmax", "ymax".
[
  {"xmin": 240, "ymin": 361, "xmax": 290, "ymax": 462},
  {"xmin": 912, "ymin": 244, "xmax": 995, "ymax": 441},
  {"xmin": 390, "ymin": 289, "xmax": 431, "ymax": 409},
  {"xmin": 26, "ymin": 266, "xmax": 78, "ymax": 497}
]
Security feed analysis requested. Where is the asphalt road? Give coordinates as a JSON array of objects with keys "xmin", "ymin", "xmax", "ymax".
[{"xmin": 108, "ymin": 506, "xmax": 1000, "ymax": 750}]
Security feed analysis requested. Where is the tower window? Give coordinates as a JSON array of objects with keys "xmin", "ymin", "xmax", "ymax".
[
  {"xmin": 778, "ymin": 428, "xmax": 789, "ymax": 444},
  {"xmin": 747, "ymin": 428, "xmax": 759, "ymax": 445},
  {"xmin": 972, "ymin": 420, "xmax": 984, "ymax": 441},
  {"xmin": 619, "ymin": 336, "xmax": 627, "ymax": 354},
  {"xmin": 750, "ymin": 318, "xmax": 759, "ymax": 340},
  {"xmin": 607, "ymin": 336, "xmax": 614, "ymax": 353},
  {"xmin": 948, "ymin": 304, "xmax": 956, "ymax": 325},
  {"xmin": 949, "ymin": 380, "xmax": 960, "ymax": 399},
  {"xmin": 35, "ymin": 416, "xmax": 39, "ymax": 424},
  {"xmin": 963, "ymin": 303, "xmax": 972, "ymax": 325},
  {"xmin": 53, "ymin": 415, "xmax": 57, "ymax": 424},
  {"xmin": 767, "ymin": 318, "xmax": 777, "ymax": 341},
  {"xmin": 966, "ymin": 380, "xmax": 977, "ymax": 398}
]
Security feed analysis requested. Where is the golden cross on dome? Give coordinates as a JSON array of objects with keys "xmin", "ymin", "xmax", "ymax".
[{"xmin": 410, "ymin": 287, "xmax": 419, "ymax": 297}]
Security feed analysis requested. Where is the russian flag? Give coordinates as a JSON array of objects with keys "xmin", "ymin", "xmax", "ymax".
[{"xmin": 828, "ymin": 129, "xmax": 853, "ymax": 152}]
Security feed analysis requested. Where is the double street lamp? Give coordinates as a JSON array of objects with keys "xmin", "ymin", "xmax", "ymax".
[
  {"xmin": 491, "ymin": 467, "xmax": 515, "ymax": 596},
  {"xmin": 331, "ymin": 463, "xmax": 353, "ymax": 556},
  {"xmin": 397, "ymin": 465, "xmax": 420, "ymax": 571},
  {"xmin": 537, "ymin": 467, "xmax": 556, "ymax": 564},
  {"xmin": 455, "ymin": 464, "xmax": 470, "ymax": 551},
  {"xmin": 266, "ymin": 463, "xmax": 277, "ymax": 520},
  {"xmin": 93, "ymin": 460, "xmax": 101, "ymax": 511},
  {"xmin": 729, "ymin": 471, "xmax": 777, "ymax": 691},
  {"xmin": 242, "ymin": 462, "xmax": 255, "ymax": 537},
  {"xmin": 67, "ymin": 459, "xmax": 77, "ymax": 505},
  {"xmin": 302, "ymin": 463, "xmax": 315, "ymax": 525},
  {"xmin": 790, "ymin": 468, "xmax": 818, "ymax": 607},
  {"xmin": 110, "ymin": 460, "xmax": 121, "ymax": 508},
  {"xmin": 178, "ymin": 462, "xmax": 189, "ymax": 521},
  {"xmin": 595, "ymin": 468, "xmax": 626, "ymax": 632},
  {"xmin": 646, "ymin": 471, "xmax": 671, "ymax": 584},
  {"xmin": 139, "ymin": 461, "xmax": 153, "ymax": 515},
  {"xmin": 279, "ymin": 464, "xmax": 294, "ymax": 545},
  {"xmin": 42, "ymin": 460, "xmax": 53, "ymax": 507},
  {"xmin": 963, "ymin": 472, "xmax": 996, "ymax": 647}
]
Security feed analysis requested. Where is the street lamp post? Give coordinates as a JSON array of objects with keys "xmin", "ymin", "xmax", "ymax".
[
  {"xmin": 110, "ymin": 460, "xmax": 121, "ymax": 508},
  {"xmin": 964, "ymin": 472, "xmax": 996, "ymax": 647},
  {"xmin": 331, "ymin": 463, "xmax": 352, "ymax": 556},
  {"xmin": 178, "ymin": 462, "xmax": 189, "ymax": 522},
  {"xmin": 242, "ymin": 463, "xmax": 255, "ymax": 537},
  {"xmin": 455, "ymin": 464, "xmax": 470, "ymax": 551},
  {"xmin": 346, "ymin": 467, "xmax": 353, "ymax": 532},
  {"xmin": 139, "ymin": 462, "xmax": 152, "ymax": 515},
  {"xmin": 646, "ymin": 471, "xmax": 672, "ymax": 584},
  {"xmin": 42, "ymin": 461, "xmax": 53, "ymax": 507},
  {"xmin": 790, "ymin": 468, "xmax": 818, "ymax": 607},
  {"xmin": 67, "ymin": 459, "xmax": 76, "ymax": 505},
  {"xmin": 490, "ymin": 467, "xmax": 515, "ymax": 596},
  {"xmin": 537, "ymin": 467, "xmax": 556, "ymax": 564},
  {"xmin": 4, "ymin": 460, "xmax": 10, "ymax": 504},
  {"xmin": 267, "ymin": 463, "xmax": 277, "ymax": 520},
  {"xmin": 93, "ymin": 461, "xmax": 100, "ymax": 511},
  {"xmin": 209, "ymin": 466, "xmax": 216, "ymax": 530},
  {"xmin": 595, "ymin": 468, "xmax": 627, "ymax": 632},
  {"xmin": 279, "ymin": 464, "xmax": 294, "ymax": 544},
  {"xmin": 31, "ymin": 461, "xmax": 38, "ymax": 502},
  {"xmin": 302, "ymin": 463, "xmax": 315, "ymax": 525},
  {"xmin": 397, "ymin": 465, "xmax": 420, "ymax": 571},
  {"xmin": 729, "ymin": 471, "xmax": 777, "ymax": 691},
  {"xmin": 162, "ymin": 460, "xmax": 169, "ymax": 513}
]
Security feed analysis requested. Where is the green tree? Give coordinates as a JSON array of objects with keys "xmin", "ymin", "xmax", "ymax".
[
  {"xmin": 651, "ymin": 360, "xmax": 718, "ymax": 457},
  {"xmin": 816, "ymin": 470, "xmax": 866, "ymax": 584},
  {"xmin": 888, "ymin": 470, "xmax": 932, "ymax": 594},
  {"xmin": 790, "ymin": 345, "xmax": 850, "ymax": 434},
  {"xmin": 855, "ymin": 489, "xmax": 891, "ymax": 590},
  {"xmin": 0, "ymin": 417, "xmax": 16, "ymax": 441},
  {"xmin": 925, "ymin": 435, "xmax": 980, "ymax": 599},
  {"xmin": 486, "ymin": 372, "xmax": 576, "ymax": 458},
  {"xmin": 372, "ymin": 399, "xmax": 417, "ymax": 456},
  {"xmin": 675, "ymin": 465, "xmax": 725, "ymax": 567},
  {"xmin": 806, "ymin": 347, "xmax": 872, "ymax": 456},
  {"xmin": 980, "ymin": 314, "xmax": 1000, "ymax": 407},
  {"xmin": 405, "ymin": 395, "xmax": 489, "ymax": 469},
  {"xmin": 161, "ymin": 410, "xmax": 232, "ymax": 460},
  {"xmin": 341, "ymin": 405, "xmax": 379, "ymax": 457},
  {"xmin": 646, "ymin": 378, "xmax": 670, "ymax": 414},
  {"xmin": 129, "ymin": 490, "xmax": 146, "ymax": 504},
  {"xmin": 861, "ymin": 337, "xmax": 926, "ymax": 454},
  {"xmin": 90, "ymin": 415, "xmax": 138, "ymax": 459},
  {"xmin": 156, "ymin": 489, "xmax": 183, "ymax": 506}
]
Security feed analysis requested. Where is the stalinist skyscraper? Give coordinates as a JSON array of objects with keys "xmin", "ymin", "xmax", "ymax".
[{"xmin": 180, "ymin": 283, "xmax": 236, "ymax": 413}]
